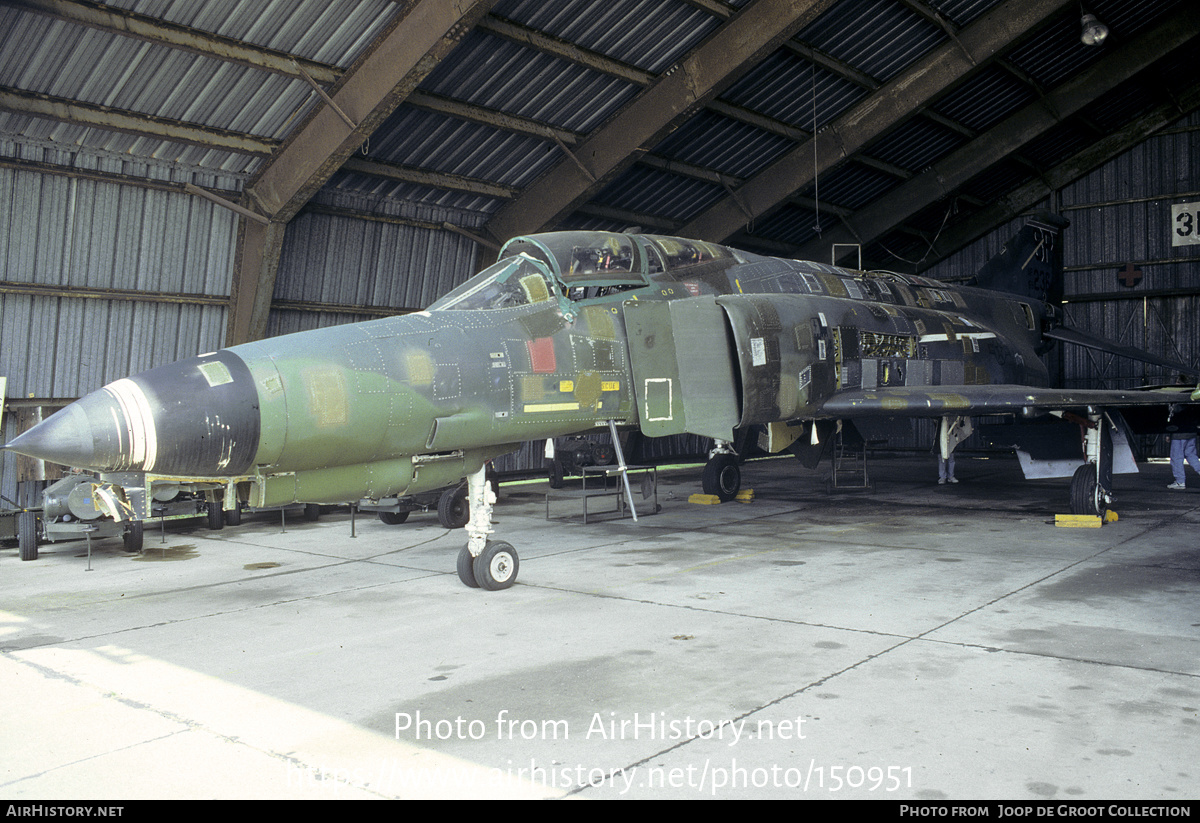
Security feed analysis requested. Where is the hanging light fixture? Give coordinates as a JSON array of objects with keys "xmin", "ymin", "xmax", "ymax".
[{"xmin": 1080, "ymin": 12, "xmax": 1109, "ymax": 46}]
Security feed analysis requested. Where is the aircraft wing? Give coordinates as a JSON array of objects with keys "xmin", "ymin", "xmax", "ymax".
[{"xmin": 817, "ymin": 384, "xmax": 1198, "ymax": 419}]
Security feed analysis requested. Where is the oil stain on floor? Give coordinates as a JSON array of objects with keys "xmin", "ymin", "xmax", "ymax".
[{"xmin": 131, "ymin": 544, "xmax": 198, "ymax": 562}]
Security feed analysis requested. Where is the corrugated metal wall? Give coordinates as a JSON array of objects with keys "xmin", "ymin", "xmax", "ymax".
[
  {"xmin": 0, "ymin": 141, "xmax": 242, "ymax": 396},
  {"xmin": 920, "ymin": 110, "xmax": 1200, "ymax": 457},
  {"xmin": 1, "ymin": 149, "xmax": 238, "ymax": 503},
  {"xmin": 924, "ymin": 113, "xmax": 1200, "ymax": 385},
  {"xmin": 266, "ymin": 189, "xmax": 484, "ymax": 337}
]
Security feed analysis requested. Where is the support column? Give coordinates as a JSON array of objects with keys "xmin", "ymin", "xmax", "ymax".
[{"xmin": 226, "ymin": 219, "xmax": 287, "ymax": 347}]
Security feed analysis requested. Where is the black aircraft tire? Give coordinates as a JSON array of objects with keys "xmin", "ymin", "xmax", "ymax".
[
  {"xmin": 303, "ymin": 503, "xmax": 321, "ymax": 521},
  {"xmin": 18, "ymin": 511, "xmax": 38, "ymax": 561},
  {"xmin": 207, "ymin": 500, "xmax": 224, "ymax": 530},
  {"xmin": 702, "ymin": 454, "xmax": 741, "ymax": 502},
  {"xmin": 547, "ymin": 458, "xmax": 564, "ymax": 489},
  {"xmin": 379, "ymin": 510, "xmax": 410, "ymax": 525},
  {"xmin": 473, "ymin": 541, "xmax": 519, "ymax": 591},
  {"xmin": 123, "ymin": 521, "xmax": 144, "ymax": 552},
  {"xmin": 1069, "ymin": 464, "xmax": 1102, "ymax": 516},
  {"xmin": 457, "ymin": 546, "xmax": 480, "ymax": 588},
  {"xmin": 224, "ymin": 504, "xmax": 242, "ymax": 527},
  {"xmin": 438, "ymin": 484, "xmax": 470, "ymax": 529}
]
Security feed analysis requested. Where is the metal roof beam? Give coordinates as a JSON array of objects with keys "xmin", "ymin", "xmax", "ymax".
[
  {"xmin": 482, "ymin": 0, "xmax": 839, "ymax": 245},
  {"xmin": 678, "ymin": 0, "xmax": 1075, "ymax": 243},
  {"xmin": 0, "ymin": 85, "xmax": 277, "ymax": 156},
  {"xmin": 341, "ymin": 156, "xmax": 519, "ymax": 200},
  {"xmin": 417, "ymin": 8, "xmax": 922, "ymax": 214},
  {"xmin": 478, "ymin": 15, "xmax": 653, "ymax": 86},
  {"xmin": 226, "ymin": 0, "xmax": 497, "ymax": 346},
  {"xmin": 406, "ymin": 90, "xmax": 579, "ymax": 146},
  {"xmin": 479, "ymin": 0, "xmax": 923, "ymax": 184},
  {"xmin": 679, "ymin": 0, "xmax": 736, "ymax": 18},
  {"xmin": 8, "ymin": 0, "xmax": 339, "ymax": 83},
  {"xmin": 797, "ymin": 6, "xmax": 1200, "ymax": 266},
  {"xmin": 241, "ymin": 0, "xmax": 496, "ymax": 223},
  {"xmin": 478, "ymin": 14, "xmax": 828, "ymax": 150},
  {"xmin": 916, "ymin": 80, "xmax": 1200, "ymax": 275},
  {"xmin": 0, "ymin": 154, "xmax": 243, "ymax": 196}
]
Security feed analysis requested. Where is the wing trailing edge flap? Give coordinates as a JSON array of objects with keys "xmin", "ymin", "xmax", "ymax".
[{"xmin": 816, "ymin": 384, "xmax": 1198, "ymax": 419}]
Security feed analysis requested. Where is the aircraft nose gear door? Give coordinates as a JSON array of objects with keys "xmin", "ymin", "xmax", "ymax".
[{"xmin": 624, "ymin": 296, "xmax": 742, "ymax": 497}]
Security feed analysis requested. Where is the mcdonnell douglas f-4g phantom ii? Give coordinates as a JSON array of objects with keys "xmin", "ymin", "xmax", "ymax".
[{"xmin": 7, "ymin": 213, "xmax": 1199, "ymax": 589}]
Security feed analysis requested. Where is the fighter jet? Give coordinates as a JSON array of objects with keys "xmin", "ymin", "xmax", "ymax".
[{"xmin": 6, "ymin": 213, "xmax": 1198, "ymax": 589}]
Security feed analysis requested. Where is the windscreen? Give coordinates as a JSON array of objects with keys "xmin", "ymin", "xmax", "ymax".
[{"xmin": 429, "ymin": 255, "xmax": 554, "ymax": 311}]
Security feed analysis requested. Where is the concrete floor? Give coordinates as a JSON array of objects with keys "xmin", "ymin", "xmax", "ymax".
[{"xmin": 2, "ymin": 453, "xmax": 1198, "ymax": 800}]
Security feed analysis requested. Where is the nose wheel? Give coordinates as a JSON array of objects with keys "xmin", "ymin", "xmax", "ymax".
[{"xmin": 458, "ymin": 541, "xmax": 519, "ymax": 590}]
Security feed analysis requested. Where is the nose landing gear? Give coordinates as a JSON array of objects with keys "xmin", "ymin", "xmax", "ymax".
[{"xmin": 456, "ymin": 464, "xmax": 520, "ymax": 590}]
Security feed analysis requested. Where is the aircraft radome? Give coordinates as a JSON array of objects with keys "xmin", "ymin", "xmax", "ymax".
[{"xmin": 7, "ymin": 213, "xmax": 1199, "ymax": 589}]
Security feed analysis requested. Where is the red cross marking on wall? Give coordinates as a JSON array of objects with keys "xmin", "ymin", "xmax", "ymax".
[{"xmin": 1117, "ymin": 262, "xmax": 1142, "ymax": 288}]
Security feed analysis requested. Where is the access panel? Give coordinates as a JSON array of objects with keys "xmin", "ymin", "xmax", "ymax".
[{"xmin": 624, "ymin": 296, "xmax": 740, "ymax": 442}]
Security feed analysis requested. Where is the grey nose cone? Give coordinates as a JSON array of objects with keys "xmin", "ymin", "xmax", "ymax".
[{"xmin": 4, "ymin": 390, "xmax": 125, "ymax": 470}]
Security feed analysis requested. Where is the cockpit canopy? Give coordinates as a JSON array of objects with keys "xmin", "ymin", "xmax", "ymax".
[
  {"xmin": 429, "ymin": 231, "xmax": 737, "ymax": 312},
  {"xmin": 503, "ymin": 232, "xmax": 641, "ymax": 287}
]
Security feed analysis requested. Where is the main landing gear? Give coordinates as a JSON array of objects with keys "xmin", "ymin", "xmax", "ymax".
[
  {"xmin": 702, "ymin": 441, "xmax": 741, "ymax": 502},
  {"xmin": 456, "ymin": 464, "xmax": 519, "ymax": 590},
  {"xmin": 1068, "ymin": 412, "xmax": 1114, "ymax": 517}
]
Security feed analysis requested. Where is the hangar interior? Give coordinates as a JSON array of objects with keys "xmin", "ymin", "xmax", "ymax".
[{"xmin": 2, "ymin": 0, "xmax": 1200, "ymax": 499}]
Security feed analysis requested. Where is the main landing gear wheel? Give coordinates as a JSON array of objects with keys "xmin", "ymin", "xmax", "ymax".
[
  {"xmin": 18, "ymin": 510, "xmax": 38, "ymax": 561},
  {"xmin": 702, "ymin": 453, "xmax": 741, "ymax": 502},
  {"xmin": 123, "ymin": 520, "xmax": 144, "ymax": 552},
  {"xmin": 547, "ymin": 458, "xmax": 564, "ymax": 489},
  {"xmin": 438, "ymin": 483, "xmax": 469, "ymax": 529},
  {"xmin": 473, "ymin": 541, "xmax": 519, "ymax": 591},
  {"xmin": 1069, "ymin": 464, "xmax": 1106, "ymax": 516},
  {"xmin": 378, "ymin": 510, "xmax": 410, "ymax": 525},
  {"xmin": 206, "ymin": 499, "xmax": 224, "ymax": 530}
]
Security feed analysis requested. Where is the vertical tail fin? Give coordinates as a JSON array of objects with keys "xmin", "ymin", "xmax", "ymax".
[{"xmin": 972, "ymin": 211, "xmax": 1069, "ymax": 304}]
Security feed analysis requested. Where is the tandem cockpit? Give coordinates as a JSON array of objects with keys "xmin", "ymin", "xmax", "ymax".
[{"xmin": 428, "ymin": 231, "xmax": 738, "ymax": 315}]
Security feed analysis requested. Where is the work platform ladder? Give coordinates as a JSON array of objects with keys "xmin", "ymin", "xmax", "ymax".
[
  {"xmin": 829, "ymin": 430, "xmax": 876, "ymax": 491},
  {"xmin": 545, "ymin": 420, "xmax": 658, "ymax": 523}
]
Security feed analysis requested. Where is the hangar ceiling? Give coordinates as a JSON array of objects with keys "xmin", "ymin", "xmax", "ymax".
[{"xmin": 1, "ymin": 0, "xmax": 1198, "ymax": 346}]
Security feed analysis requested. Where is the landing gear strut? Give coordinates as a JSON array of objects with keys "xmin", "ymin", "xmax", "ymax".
[{"xmin": 456, "ymin": 464, "xmax": 519, "ymax": 590}]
